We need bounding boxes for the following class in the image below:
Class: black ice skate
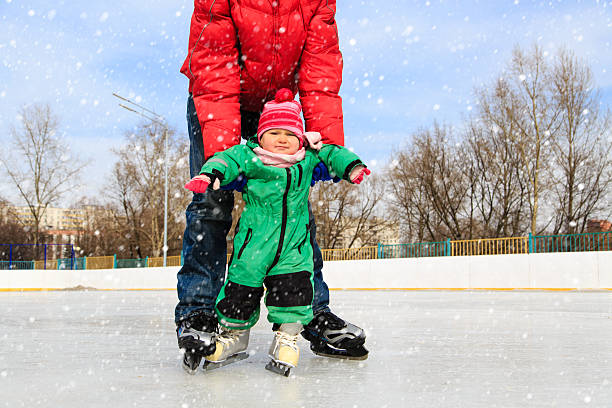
[301,311,369,360]
[176,311,218,374]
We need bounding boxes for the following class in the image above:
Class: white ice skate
[265,323,302,377]
[203,328,250,371]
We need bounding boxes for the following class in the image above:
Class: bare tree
[386,148,435,242]
[470,77,531,237]
[69,201,127,257]
[311,181,355,248]
[0,103,85,246]
[105,121,191,258]
[345,174,388,247]
[0,199,32,260]
[473,46,612,234]
[546,49,612,233]
[506,45,562,234]
[310,174,387,249]
[389,45,611,241]
[386,125,466,241]
[402,125,472,240]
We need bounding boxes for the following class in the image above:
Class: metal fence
[116,258,148,268]
[85,256,115,269]
[0,243,75,270]
[530,231,612,253]
[321,246,378,262]
[2,230,611,270]
[378,241,449,259]
[377,232,611,259]
[57,257,85,270]
[147,256,182,267]
[450,236,529,256]
[0,260,35,270]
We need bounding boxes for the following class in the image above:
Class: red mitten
[350,167,371,184]
[184,175,211,193]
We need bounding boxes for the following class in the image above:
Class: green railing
[378,240,450,259]
[0,260,35,270]
[115,258,148,268]
[57,257,86,270]
[530,231,612,253]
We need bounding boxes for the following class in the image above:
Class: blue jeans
[174,95,330,323]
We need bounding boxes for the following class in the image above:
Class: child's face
[260,128,301,154]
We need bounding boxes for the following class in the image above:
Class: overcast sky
[1,0,611,203]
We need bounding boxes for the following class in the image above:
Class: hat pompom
[274,88,294,103]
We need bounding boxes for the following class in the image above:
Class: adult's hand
[311,162,341,186]
[220,173,247,192]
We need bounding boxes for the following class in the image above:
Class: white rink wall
[1,251,611,290]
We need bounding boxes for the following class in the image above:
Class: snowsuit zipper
[237,228,253,259]
[297,222,310,254]
[268,168,291,271]
[297,164,303,187]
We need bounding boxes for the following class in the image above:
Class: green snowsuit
[198,140,364,330]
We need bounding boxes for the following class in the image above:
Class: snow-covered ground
[1,290,611,407]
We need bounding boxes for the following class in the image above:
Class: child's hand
[349,166,371,184]
[185,174,216,193]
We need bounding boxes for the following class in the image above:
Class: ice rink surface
[1,290,612,408]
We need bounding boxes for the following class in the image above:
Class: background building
[10,206,86,231]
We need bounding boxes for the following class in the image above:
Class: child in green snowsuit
[184,89,370,373]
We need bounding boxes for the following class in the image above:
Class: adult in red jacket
[175,0,368,373]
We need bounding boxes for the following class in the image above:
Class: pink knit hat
[257,89,304,146]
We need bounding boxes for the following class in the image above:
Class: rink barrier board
[1,251,611,291]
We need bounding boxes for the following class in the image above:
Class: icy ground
[1,290,611,408]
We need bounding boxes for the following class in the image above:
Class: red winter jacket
[180,0,344,159]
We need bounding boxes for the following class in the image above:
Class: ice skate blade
[311,344,369,360]
[182,353,203,375]
[182,362,199,375]
[312,350,369,360]
[203,352,248,371]
[265,360,292,377]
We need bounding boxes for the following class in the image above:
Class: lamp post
[112,93,169,267]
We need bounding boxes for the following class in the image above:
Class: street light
[112,92,169,267]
